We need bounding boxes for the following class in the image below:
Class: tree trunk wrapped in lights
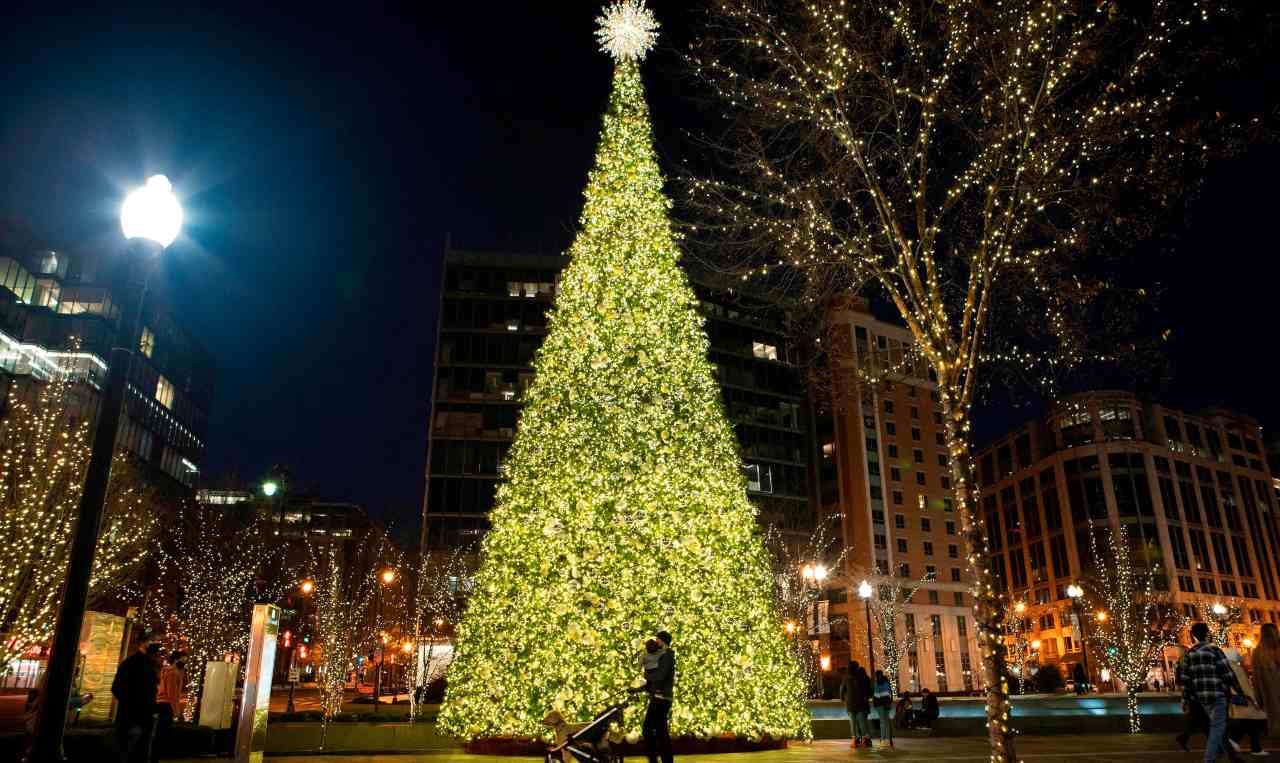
[307,528,402,726]
[438,1,810,742]
[866,572,933,696]
[1084,522,1181,733]
[684,2,1250,758]
[151,507,278,718]
[0,377,157,668]
[408,546,473,721]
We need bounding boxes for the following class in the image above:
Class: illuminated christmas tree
[438,1,809,742]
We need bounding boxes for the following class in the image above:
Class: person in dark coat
[1073,663,1089,695]
[112,635,162,763]
[919,688,940,729]
[839,662,873,747]
[641,630,675,763]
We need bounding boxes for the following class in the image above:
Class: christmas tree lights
[0,377,157,668]
[438,1,810,742]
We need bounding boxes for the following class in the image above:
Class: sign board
[198,661,237,729]
[235,604,280,763]
[77,611,126,722]
[288,667,300,683]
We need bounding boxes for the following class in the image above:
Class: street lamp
[1212,602,1227,617]
[374,567,397,711]
[300,579,315,595]
[262,481,280,497]
[1067,584,1092,692]
[33,174,181,762]
[858,580,875,677]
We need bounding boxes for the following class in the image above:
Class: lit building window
[155,375,175,408]
[140,327,156,358]
[752,341,778,361]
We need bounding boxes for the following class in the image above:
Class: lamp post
[858,580,875,678]
[287,579,315,714]
[32,175,181,762]
[1067,584,1091,692]
[801,562,828,697]
[374,567,396,711]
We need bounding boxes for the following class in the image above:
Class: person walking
[1223,647,1268,757]
[112,635,162,763]
[640,630,675,763]
[153,651,186,763]
[1179,622,1244,763]
[1255,623,1280,741]
[872,670,894,749]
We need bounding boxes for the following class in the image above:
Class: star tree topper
[595,0,658,63]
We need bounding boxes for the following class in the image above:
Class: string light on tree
[685,2,1243,759]
[438,0,809,741]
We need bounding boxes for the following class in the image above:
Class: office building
[0,230,213,491]
[822,297,981,691]
[420,247,820,552]
[977,391,1280,674]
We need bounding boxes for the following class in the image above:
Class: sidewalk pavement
[168,734,1275,762]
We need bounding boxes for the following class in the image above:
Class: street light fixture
[1067,584,1092,692]
[374,568,397,710]
[300,579,315,595]
[1212,602,1227,617]
[858,580,875,677]
[33,174,181,762]
[262,480,280,497]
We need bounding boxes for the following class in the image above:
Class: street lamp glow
[262,481,279,497]
[299,579,314,594]
[402,641,415,654]
[1067,584,1083,599]
[1031,639,1042,651]
[784,620,796,635]
[1212,602,1227,616]
[1243,637,1255,650]
[858,580,873,600]
[381,568,396,585]
[814,564,828,582]
[120,174,183,248]
[1015,601,1027,614]
[819,655,831,672]
[1095,611,1108,622]
[801,564,815,581]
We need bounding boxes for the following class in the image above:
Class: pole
[864,598,875,678]
[1075,601,1091,692]
[31,244,157,762]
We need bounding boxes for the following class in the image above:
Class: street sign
[288,667,300,683]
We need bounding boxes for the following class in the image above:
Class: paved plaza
[169,734,1275,762]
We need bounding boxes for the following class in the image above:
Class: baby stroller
[543,696,630,763]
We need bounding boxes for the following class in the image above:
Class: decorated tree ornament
[438,3,808,742]
[596,0,659,63]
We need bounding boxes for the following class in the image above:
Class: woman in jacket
[839,662,873,748]
[872,670,894,748]
[1224,647,1268,756]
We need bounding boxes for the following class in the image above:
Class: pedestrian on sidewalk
[1254,623,1280,741]
[840,661,872,748]
[1223,647,1268,757]
[1074,662,1089,695]
[112,634,162,763]
[1179,622,1244,763]
[872,670,894,749]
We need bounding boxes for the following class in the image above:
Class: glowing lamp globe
[858,580,873,600]
[120,174,183,248]
[261,480,279,497]
[1212,603,1227,616]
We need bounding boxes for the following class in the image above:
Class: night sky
[1,2,1276,527]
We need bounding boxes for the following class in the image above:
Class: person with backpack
[872,670,894,748]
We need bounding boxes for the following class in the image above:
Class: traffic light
[303,635,310,643]
[282,630,292,648]
[298,645,308,659]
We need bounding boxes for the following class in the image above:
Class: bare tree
[408,546,474,720]
[685,2,1250,756]
[763,516,848,698]
[150,506,278,717]
[1083,522,1182,732]
[306,527,403,731]
[864,572,933,695]
[0,377,158,668]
